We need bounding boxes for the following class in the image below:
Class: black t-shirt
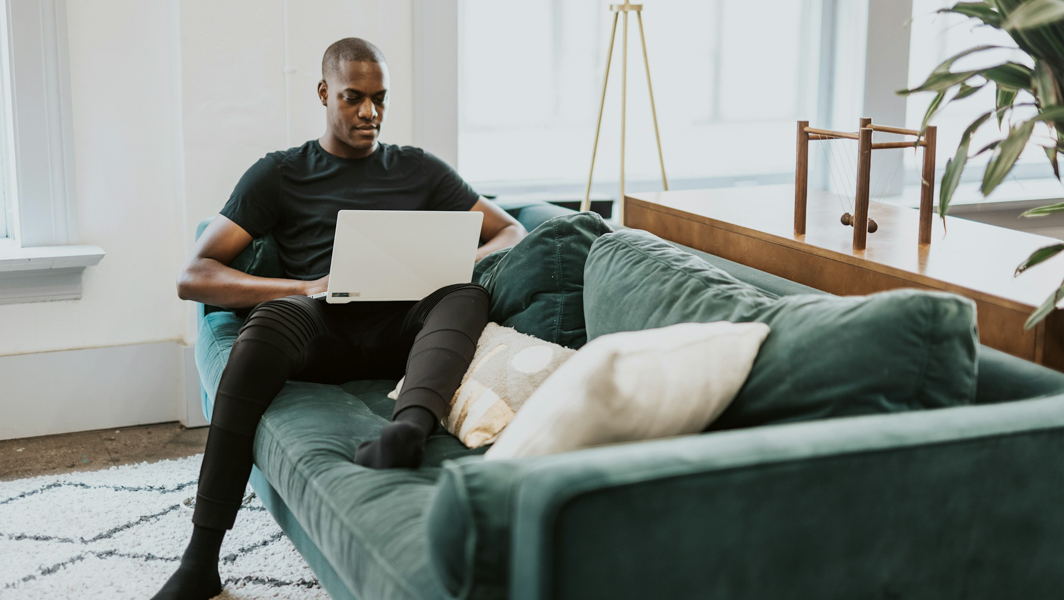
[220,140,480,280]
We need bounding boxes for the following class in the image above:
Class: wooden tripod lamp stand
[794,118,937,251]
[580,1,668,224]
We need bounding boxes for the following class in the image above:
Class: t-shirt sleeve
[219,155,283,237]
[423,151,481,212]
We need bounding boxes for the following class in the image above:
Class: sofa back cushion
[195,217,284,279]
[474,212,612,349]
[583,230,980,430]
[654,238,1064,405]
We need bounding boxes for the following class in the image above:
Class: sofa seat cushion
[248,380,483,600]
[583,230,980,430]
[196,311,484,600]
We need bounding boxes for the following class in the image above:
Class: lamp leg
[636,11,667,191]
[582,12,620,213]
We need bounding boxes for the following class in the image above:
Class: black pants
[192,283,490,531]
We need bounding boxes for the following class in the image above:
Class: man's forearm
[177,257,313,309]
[476,224,526,262]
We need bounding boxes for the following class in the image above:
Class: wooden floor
[0,423,209,482]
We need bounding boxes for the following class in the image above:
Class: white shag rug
[0,454,330,600]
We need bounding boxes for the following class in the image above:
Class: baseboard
[0,340,205,441]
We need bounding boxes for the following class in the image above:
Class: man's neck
[318,134,378,160]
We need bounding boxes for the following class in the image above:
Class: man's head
[318,38,389,158]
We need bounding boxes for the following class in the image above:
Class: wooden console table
[625,185,1064,370]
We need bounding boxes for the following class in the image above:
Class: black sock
[354,406,438,469]
[150,525,225,600]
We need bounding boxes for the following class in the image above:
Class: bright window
[457,0,823,191]
[905,0,1052,180]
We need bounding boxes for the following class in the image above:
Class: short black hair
[322,38,386,79]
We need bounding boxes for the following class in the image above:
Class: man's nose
[357,98,377,121]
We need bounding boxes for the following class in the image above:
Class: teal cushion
[583,230,980,429]
[474,212,613,349]
[493,198,576,232]
[196,307,485,600]
[195,217,283,278]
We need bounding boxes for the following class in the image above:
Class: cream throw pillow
[388,323,575,448]
[484,321,771,460]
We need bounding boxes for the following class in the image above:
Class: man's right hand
[177,215,315,309]
[302,274,330,296]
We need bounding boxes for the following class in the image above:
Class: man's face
[318,60,389,155]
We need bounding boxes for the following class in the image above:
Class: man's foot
[354,406,437,469]
[150,525,225,600]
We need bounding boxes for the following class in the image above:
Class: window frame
[0,0,103,305]
[450,0,1060,207]
[450,0,905,196]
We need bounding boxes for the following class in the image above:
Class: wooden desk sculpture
[794,118,937,251]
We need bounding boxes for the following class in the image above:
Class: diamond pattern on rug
[0,454,329,600]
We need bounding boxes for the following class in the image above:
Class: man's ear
[317,80,328,106]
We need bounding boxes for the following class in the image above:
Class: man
[151,38,526,600]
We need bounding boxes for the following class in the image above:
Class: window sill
[0,242,105,304]
[886,177,1064,214]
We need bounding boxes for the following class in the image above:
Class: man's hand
[470,197,527,261]
[177,215,313,309]
[303,274,330,296]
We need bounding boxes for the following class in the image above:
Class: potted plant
[900,0,1064,328]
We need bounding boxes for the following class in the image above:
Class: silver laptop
[315,210,483,303]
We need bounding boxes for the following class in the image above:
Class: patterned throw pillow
[388,323,575,448]
[485,321,771,460]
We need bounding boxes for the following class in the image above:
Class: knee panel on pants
[237,295,328,367]
[415,284,490,336]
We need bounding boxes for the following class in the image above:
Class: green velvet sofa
[194,199,1064,600]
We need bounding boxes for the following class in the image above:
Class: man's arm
[176,215,327,309]
[470,197,527,261]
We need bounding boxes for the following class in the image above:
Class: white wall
[0,0,185,357]
[0,0,418,439]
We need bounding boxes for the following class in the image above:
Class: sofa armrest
[506,396,1064,600]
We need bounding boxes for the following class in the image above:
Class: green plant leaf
[1033,61,1061,107]
[1033,104,1064,125]
[1046,145,1062,179]
[996,85,1019,125]
[899,45,1004,96]
[955,82,987,100]
[943,2,1003,27]
[1024,281,1064,330]
[899,69,981,96]
[931,44,1006,76]
[1022,200,1064,216]
[983,62,1035,90]
[972,139,1003,157]
[940,112,993,217]
[1015,243,1064,274]
[920,91,946,133]
[981,119,1036,195]
[1002,0,1064,30]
